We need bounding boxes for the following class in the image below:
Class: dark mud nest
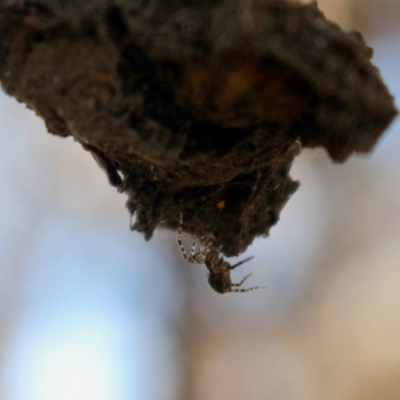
[0,0,397,256]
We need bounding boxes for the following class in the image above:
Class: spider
[177,213,266,294]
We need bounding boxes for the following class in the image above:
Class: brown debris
[0,0,397,256]
[216,200,225,210]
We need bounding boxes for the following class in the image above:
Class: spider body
[178,213,265,294]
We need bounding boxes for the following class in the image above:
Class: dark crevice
[105,6,127,43]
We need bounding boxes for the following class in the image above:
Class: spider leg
[230,273,266,292]
[229,256,254,270]
[178,212,207,264]
[231,272,254,287]
[231,285,266,293]
[178,212,190,262]
[190,241,197,259]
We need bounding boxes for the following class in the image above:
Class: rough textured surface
[0,0,397,256]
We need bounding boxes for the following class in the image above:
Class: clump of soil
[0,0,397,256]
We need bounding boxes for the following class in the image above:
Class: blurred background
[0,1,399,399]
